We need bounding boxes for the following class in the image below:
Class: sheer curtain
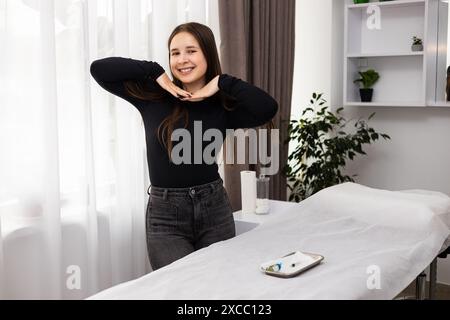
[0,0,219,300]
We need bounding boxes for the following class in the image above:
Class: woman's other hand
[156,73,192,99]
[181,75,220,102]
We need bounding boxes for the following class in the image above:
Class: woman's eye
[172,52,179,56]
[188,50,196,54]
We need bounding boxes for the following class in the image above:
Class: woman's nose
[179,52,189,63]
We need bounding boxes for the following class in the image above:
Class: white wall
[291,0,332,119]
[292,0,450,285]
[288,0,333,197]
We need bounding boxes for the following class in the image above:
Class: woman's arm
[182,74,278,128]
[218,74,279,129]
[90,57,190,105]
[90,57,164,104]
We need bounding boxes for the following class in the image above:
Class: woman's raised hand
[156,73,192,99]
[181,75,220,102]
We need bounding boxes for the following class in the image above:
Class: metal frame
[413,244,449,300]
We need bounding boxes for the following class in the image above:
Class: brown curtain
[219,0,295,211]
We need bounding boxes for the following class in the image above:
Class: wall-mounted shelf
[427,101,450,107]
[346,52,424,58]
[345,101,425,107]
[343,0,444,108]
[347,0,426,10]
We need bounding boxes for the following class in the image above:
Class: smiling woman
[169,32,208,93]
[90,22,278,270]
[125,22,234,159]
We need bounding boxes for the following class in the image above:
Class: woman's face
[169,32,208,87]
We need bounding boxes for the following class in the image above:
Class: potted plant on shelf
[284,93,391,202]
[411,36,423,52]
[353,0,369,3]
[353,69,380,103]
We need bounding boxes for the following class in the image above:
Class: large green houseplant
[284,93,391,202]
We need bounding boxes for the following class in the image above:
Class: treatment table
[88,183,450,300]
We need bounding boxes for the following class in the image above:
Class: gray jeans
[145,178,236,270]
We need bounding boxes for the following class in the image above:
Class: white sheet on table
[88,183,450,300]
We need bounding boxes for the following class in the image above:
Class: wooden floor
[396,281,450,300]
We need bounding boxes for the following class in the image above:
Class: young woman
[90,22,278,270]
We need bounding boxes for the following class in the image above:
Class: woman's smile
[179,67,195,74]
[178,66,196,76]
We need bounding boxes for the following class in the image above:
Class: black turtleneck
[90,57,278,188]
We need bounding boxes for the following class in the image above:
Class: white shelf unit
[345,101,425,107]
[343,0,441,107]
[427,101,450,107]
[435,0,449,104]
[346,52,424,58]
[347,0,426,9]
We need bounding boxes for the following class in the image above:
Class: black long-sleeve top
[90,57,278,188]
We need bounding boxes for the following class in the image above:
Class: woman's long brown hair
[123,22,273,160]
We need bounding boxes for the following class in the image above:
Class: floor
[396,281,450,300]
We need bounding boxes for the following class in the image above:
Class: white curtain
[0,0,220,300]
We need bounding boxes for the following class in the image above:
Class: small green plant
[354,69,380,89]
[284,93,391,202]
[412,36,423,45]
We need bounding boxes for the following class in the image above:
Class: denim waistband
[147,178,224,199]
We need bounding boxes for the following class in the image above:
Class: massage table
[88,183,450,300]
